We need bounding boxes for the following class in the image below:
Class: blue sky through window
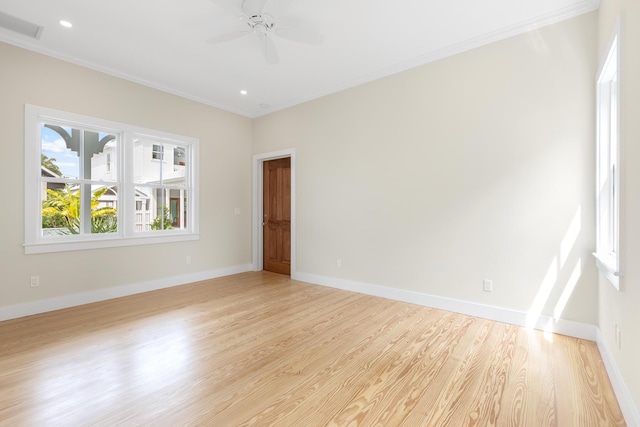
[41,126,115,179]
[41,125,79,179]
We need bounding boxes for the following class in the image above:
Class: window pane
[41,125,117,181]
[152,144,164,160]
[133,186,151,232]
[168,145,188,187]
[91,185,118,234]
[169,189,188,229]
[90,134,118,182]
[135,138,163,185]
[134,138,186,186]
[41,124,79,179]
[134,187,178,231]
[152,189,171,231]
[41,184,80,236]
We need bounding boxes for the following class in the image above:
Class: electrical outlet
[30,276,40,287]
[337,259,342,268]
[483,279,492,292]
[616,324,621,349]
[186,256,192,265]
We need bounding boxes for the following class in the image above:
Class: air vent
[0,11,43,39]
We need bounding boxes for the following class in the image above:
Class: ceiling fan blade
[260,35,279,65]
[274,26,324,45]
[207,30,251,44]
[242,0,269,16]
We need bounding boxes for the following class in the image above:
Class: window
[25,105,199,254]
[594,25,621,290]
[152,144,164,160]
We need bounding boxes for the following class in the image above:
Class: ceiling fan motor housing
[243,13,275,35]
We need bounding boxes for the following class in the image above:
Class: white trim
[593,252,622,288]
[252,149,296,274]
[597,329,640,427]
[0,264,252,322]
[24,233,200,254]
[293,271,597,341]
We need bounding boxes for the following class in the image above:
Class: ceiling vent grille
[0,11,43,39]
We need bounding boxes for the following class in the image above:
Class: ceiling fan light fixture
[208,0,324,65]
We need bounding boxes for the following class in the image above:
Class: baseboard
[0,264,253,322]
[292,271,597,341]
[597,329,640,427]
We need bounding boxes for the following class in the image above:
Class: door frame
[252,148,296,274]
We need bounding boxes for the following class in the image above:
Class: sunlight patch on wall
[526,206,582,332]
[553,259,582,320]
[526,257,558,329]
[560,207,581,268]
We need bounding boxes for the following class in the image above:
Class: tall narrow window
[595,26,621,290]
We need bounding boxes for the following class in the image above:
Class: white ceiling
[0,0,597,118]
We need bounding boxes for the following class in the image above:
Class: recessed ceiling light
[240,90,248,95]
[59,20,73,28]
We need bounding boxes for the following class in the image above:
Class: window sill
[593,252,622,290]
[24,233,200,254]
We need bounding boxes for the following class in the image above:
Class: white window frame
[594,22,622,290]
[24,104,200,254]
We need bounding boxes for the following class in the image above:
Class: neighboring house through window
[25,105,199,254]
[152,144,164,160]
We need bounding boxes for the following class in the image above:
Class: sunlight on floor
[31,316,193,424]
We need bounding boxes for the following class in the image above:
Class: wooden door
[263,158,291,275]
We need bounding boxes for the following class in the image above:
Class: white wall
[0,42,253,313]
[254,13,598,325]
[598,0,640,416]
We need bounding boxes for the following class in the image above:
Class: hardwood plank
[0,272,626,426]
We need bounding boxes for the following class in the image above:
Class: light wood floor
[0,272,625,426]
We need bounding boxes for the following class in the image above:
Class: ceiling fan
[208,0,324,64]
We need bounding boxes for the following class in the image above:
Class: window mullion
[78,130,91,235]
[122,131,133,237]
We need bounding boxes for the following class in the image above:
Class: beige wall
[0,42,253,308]
[598,0,640,412]
[254,13,599,324]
